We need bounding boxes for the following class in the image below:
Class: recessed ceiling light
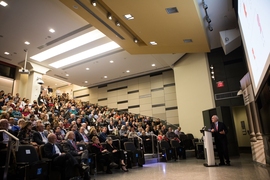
[0,1,8,7]
[84,81,88,83]
[150,41,157,45]
[107,14,112,20]
[110,60,114,63]
[91,0,97,6]
[49,41,120,68]
[31,29,106,62]
[152,64,156,67]
[55,84,57,85]
[49,28,55,33]
[134,38,138,43]
[66,74,69,76]
[86,68,90,70]
[4,52,9,55]
[73,5,78,9]
[126,70,130,73]
[124,14,134,20]
[24,41,30,45]
[104,76,107,78]
[115,22,120,27]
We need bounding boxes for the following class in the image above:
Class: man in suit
[63,131,89,166]
[43,133,79,179]
[78,127,90,144]
[211,115,230,166]
[99,127,108,142]
[32,124,48,145]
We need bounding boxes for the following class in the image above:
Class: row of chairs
[159,140,186,162]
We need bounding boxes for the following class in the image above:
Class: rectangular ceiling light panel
[49,41,120,68]
[30,29,106,62]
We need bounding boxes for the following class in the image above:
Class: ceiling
[0,0,237,89]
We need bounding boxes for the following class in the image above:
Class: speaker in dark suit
[211,115,230,166]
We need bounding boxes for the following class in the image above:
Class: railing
[0,130,19,180]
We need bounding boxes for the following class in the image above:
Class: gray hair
[212,115,219,120]
[65,131,74,140]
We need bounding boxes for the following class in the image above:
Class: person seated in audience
[32,124,48,145]
[152,125,159,136]
[108,120,116,134]
[119,125,128,138]
[63,131,89,166]
[78,126,90,144]
[17,121,37,145]
[11,106,22,119]
[0,119,11,149]
[141,131,152,153]
[105,137,128,172]
[8,117,19,136]
[43,133,80,179]
[157,131,169,142]
[91,136,118,174]
[99,126,108,143]
[54,126,65,143]
[166,127,180,141]
[89,127,98,140]
[174,127,182,136]
[17,119,26,130]
[44,123,53,137]
[58,121,67,136]
[81,123,89,135]
[69,124,81,142]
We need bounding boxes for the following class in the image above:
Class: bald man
[211,115,230,166]
[43,133,78,179]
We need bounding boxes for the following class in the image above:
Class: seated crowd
[0,89,186,179]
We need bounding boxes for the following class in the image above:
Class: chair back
[101,142,106,149]
[186,133,194,140]
[160,140,170,149]
[77,143,87,151]
[124,142,136,151]
[16,145,39,163]
[179,134,188,141]
[39,144,46,159]
[170,140,180,148]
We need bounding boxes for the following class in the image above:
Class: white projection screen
[238,0,270,96]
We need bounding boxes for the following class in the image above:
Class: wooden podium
[203,130,217,167]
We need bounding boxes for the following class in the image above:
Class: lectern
[202,130,216,167]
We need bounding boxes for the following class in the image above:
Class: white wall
[173,53,215,138]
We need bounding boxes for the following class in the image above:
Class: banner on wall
[240,73,255,105]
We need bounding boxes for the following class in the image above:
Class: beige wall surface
[173,53,215,138]
[0,75,13,95]
[232,106,251,147]
[88,70,179,124]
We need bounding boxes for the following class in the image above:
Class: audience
[0,89,190,179]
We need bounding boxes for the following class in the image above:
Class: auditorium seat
[16,145,48,180]
[124,142,144,168]
[159,140,176,162]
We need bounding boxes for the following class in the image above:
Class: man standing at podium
[211,115,230,166]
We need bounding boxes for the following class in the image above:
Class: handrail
[0,130,20,180]
[0,130,19,151]
[150,133,159,161]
